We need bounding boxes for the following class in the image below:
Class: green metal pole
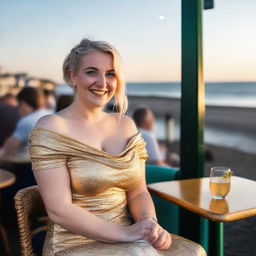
[179,0,205,244]
[209,221,224,256]
[217,222,224,256]
[180,0,205,179]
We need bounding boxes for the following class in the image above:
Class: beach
[127,95,256,134]
[127,95,256,154]
[128,95,256,255]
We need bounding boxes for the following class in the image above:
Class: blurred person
[133,107,179,167]
[29,39,174,255]
[0,93,20,147]
[133,107,167,166]
[0,93,18,106]
[55,94,73,112]
[43,89,56,110]
[2,87,52,156]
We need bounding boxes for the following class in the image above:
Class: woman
[30,39,182,256]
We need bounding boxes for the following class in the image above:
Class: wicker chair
[14,186,206,256]
[14,185,49,256]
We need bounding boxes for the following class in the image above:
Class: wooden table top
[147,176,256,222]
[0,169,16,189]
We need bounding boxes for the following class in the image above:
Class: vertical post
[179,0,205,243]
[165,114,174,144]
[180,0,205,179]
[209,221,224,256]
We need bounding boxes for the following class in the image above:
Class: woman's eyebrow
[84,67,98,71]
[84,67,115,72]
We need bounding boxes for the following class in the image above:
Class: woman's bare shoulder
[110,113,138,137]
[35,113,66,132]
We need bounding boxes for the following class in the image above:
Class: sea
[57,82,256,154]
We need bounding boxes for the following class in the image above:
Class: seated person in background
[2,87,52,156]
[0,93,20,147]
[43,89,56,110]
[55,94,73,112]
[133,107,179,167]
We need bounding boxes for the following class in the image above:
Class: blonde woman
[29,39,201,256]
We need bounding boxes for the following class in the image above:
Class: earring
[73,83,76,88]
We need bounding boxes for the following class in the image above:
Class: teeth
[91,90,108,95]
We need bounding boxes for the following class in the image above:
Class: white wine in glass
[209,167,232,199]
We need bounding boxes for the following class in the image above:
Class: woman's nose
[96,74,107,87]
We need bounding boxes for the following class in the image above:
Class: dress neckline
[32,127,141,157]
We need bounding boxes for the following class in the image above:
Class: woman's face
[71,51,117,109]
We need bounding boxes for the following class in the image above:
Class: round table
[0,169,16,189]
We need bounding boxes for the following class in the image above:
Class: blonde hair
[63,38,128,114]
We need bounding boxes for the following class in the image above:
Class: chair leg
[0,224,11,254]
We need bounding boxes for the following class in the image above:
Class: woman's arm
[126,160,157,222]
[114,114,172,248]
[126,160,172,250]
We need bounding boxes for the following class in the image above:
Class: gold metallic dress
[29,128,205,256]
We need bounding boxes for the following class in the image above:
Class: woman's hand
[122,217,172,250]
[121,218,155,242]
[139,217,172,250]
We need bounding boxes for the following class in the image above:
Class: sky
[0,0,255,83]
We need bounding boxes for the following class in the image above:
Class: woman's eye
[106,72,115,77]
[86,70,96,75]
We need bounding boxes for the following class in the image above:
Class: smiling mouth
[89,89,109,96]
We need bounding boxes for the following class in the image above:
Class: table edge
[148,186,256,222]
[0,171,16,189]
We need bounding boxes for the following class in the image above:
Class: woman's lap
[54,234,206,256]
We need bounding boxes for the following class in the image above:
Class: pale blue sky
[0,0,255,83]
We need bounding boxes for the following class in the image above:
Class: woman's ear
[70,71,77,86]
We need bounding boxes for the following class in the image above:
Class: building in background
[0,66,57,96]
